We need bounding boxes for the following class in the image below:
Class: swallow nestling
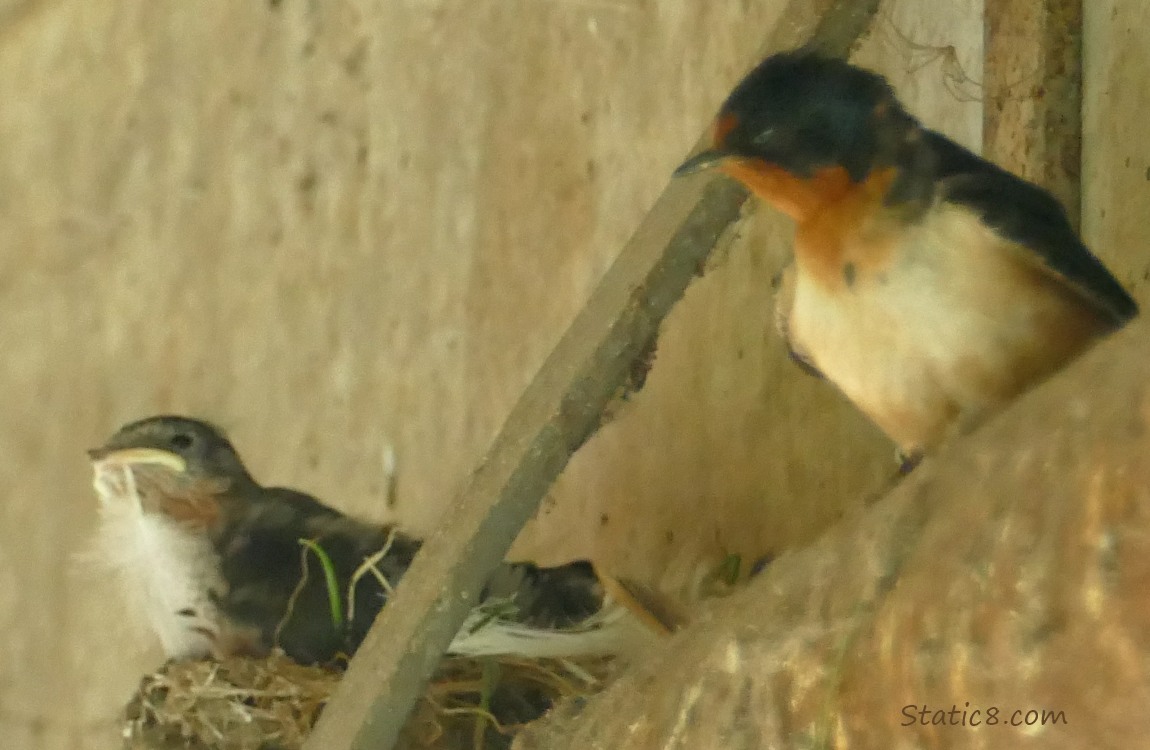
[86,415,650,666]
[676,51,1138,462]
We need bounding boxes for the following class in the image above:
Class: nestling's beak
[87,446,188,474]
[673,147,736,177]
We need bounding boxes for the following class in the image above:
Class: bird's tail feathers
[447,597,655,659]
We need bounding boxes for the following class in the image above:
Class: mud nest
[121,651,616,750]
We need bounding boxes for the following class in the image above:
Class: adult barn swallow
[676,51,1138,461]
[87,415,647,666]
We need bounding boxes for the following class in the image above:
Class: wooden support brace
[304,1,880,748]
[985,0,1084,224]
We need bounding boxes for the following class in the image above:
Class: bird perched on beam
[675,51,1138,465]
[85,415,656,666]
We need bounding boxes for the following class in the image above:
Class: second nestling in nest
[84,415,674,749]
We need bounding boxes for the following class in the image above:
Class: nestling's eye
[169,433,194,451]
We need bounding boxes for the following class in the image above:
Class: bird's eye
[169,433,194,451]
[752,127,776,145]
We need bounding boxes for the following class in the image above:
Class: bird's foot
[896,448,923,475]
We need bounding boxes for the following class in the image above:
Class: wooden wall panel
[4,0,1145,746]
[1083,0,1150,296]
[519,0,986,592]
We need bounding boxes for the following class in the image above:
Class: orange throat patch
[721,161,902,290]
[719,160,854,223]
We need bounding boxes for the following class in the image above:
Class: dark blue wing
[923,129,1137,324]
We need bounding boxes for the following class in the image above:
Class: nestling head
[88,415,253,486]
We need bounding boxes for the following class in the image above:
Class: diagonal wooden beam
[304,2,880,748]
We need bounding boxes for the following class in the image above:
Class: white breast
[787,203,1099,452]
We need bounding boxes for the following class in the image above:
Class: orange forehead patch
[713,112,739,146]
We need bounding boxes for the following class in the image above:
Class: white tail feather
[447,602,647,658]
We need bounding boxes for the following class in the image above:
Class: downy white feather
[82,463,223,659]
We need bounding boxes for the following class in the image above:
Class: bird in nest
[85,415,671,667]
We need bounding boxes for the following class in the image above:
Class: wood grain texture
[518,0,992,596]
[304,3,885,749]
[984,0,1083,226]
[514,307,1150,750]
[305,173,752,750]
[0,0,1143,747]
[1082,0,1150,293]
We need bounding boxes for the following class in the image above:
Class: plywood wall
[1083,0,1150,287]
[524,0,987,591]
[0,0,1144,748]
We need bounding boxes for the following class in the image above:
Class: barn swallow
[675,51,1138,463]
[86,415,649,666]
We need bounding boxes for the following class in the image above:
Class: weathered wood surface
[1081,0,1150,292]
[511,3,1150,745]
[1,1,1145,748]
[303,175,749,750]
[985,0,1083,225]
[304,2,883,748]
[513,313,1150,750]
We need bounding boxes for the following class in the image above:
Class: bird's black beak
[673,147,735,177]
[87,446,109,460]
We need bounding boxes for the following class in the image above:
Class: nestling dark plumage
[676,50,1137,462]
[87,416,633,667]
